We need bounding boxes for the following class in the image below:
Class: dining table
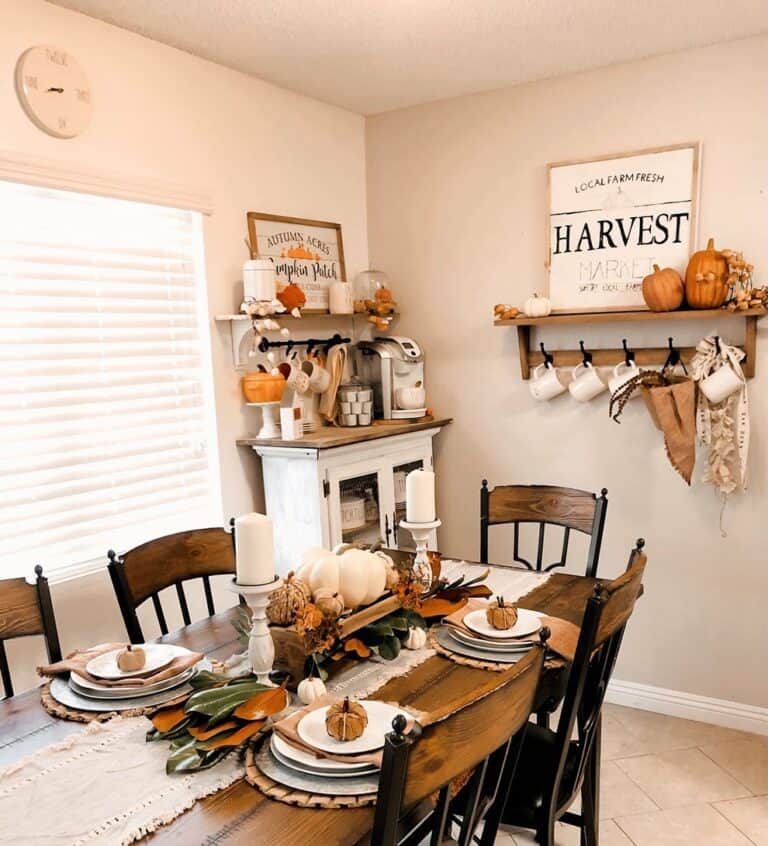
[0,560,604,846]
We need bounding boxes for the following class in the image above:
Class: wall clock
[15,46,91,139]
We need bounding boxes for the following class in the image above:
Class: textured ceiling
[48,0,768,114]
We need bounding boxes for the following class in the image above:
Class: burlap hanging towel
[645,379,696,484]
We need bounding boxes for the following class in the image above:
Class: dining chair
[498,539,647,846]
[479,481,608,578]
[370,632,548,846]
[0,565,62,698]
[108,526,235,643]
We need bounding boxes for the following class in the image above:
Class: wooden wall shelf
[494,308,765,379]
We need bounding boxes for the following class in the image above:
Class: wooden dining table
[0,565,602,846]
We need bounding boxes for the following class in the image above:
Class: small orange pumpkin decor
[277,282,306,312]
[685,238,730,309]
[641,264,684,312]
[325,697,368,742]
[486,596,518,631]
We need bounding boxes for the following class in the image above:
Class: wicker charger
[40,680,189,724]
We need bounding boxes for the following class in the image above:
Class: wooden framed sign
[247,213,346,312]
[547,143,699,312]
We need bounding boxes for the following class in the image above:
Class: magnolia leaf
[188,670,232,690]
[404,609,428,629]
[188,719,240,741]
[166,739,203,775]
[343,638,373,658]
[196,748,233,771]
[419,596,468,618]
[233,685,288,721]
[200,720,266,749]
[185,681,270,717]
[378,635,401,661]
[383,614,410,632]
[366,622,395,638]
[150,706,188,734]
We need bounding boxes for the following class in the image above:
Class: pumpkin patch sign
[547,144,699,312]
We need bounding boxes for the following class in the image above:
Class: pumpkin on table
[117,644,146,671]
[266,571,311,625]
[325,697,368,742]
[296,548,386,609]
[523,294,552,318]
[486,596,518,631]
[642,264,684,312]
[685,238,730,309]
[297,675,327,705]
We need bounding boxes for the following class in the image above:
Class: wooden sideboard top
[237,416,452,450]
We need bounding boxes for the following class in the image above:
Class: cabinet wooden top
[237,416,452,450]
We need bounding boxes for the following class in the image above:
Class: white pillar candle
[406,469,436,523]
[235,513,275,585]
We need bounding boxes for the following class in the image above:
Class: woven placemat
[244,738,376,809]
[40,681,189,724]
[427,629,512,672]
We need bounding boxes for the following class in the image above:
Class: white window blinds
[0,181,221,581]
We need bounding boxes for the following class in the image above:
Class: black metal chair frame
[0,565,62,698]
[480,481,608,578]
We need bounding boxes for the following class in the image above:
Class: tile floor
[493,704,768,845]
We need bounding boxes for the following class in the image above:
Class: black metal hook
[579,340,593,366]
[622,338,635,366]
[714,335,721,355]
[539,341,554,368]
[663,337,688,374]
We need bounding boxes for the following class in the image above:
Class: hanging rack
[622,338,635,366]
[578,340,593,366]
[257,333,351,354]
[539,341,554,368]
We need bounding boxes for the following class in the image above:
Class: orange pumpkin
[685,238,729,309]
[277,282,306,312]
[642,265,684,312]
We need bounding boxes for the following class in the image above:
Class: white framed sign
[247,212,346,312]
[547,143,699,312]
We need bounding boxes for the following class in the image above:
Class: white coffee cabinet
[238,418,450,575]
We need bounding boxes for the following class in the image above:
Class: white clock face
[15,46,91,139]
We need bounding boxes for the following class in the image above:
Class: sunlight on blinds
[0,181,222,581]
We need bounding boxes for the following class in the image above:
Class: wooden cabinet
[238,419,450,575]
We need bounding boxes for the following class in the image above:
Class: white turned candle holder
[228,576,282,685]
[399,518,441,592]
[246,401,281,439]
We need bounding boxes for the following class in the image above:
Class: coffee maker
[356,336,426,420]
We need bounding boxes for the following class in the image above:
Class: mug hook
[579,340,593,366]
[622,338,635,365]
[539,341,554,368]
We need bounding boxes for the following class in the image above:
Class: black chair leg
[536,710,550,729]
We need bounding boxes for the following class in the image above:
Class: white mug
[278,361,310,394]
[301,359,331,393]
[609,360,642,397]
[569,362,607,402]
[529,363,567,401]
[699,365,743,404]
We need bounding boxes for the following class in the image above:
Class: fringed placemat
[40,681,189,723]
[427,629,511,672]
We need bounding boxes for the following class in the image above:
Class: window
[0,180,221,581]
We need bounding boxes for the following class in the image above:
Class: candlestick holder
[228,576,283,685]
[399,519,441,592]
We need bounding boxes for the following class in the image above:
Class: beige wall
[1,0,368,690]
[367,35,768,708]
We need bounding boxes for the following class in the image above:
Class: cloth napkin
[272,695,414,768]
[443,599,579,662]
[37,643,203,688]
[643,380,696,485]
[319,343,348,423]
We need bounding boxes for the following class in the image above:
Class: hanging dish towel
[644,379,696,484]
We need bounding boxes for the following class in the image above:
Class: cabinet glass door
[391,458,426,551]
[327,466,386,549]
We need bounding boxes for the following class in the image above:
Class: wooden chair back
[480,481,608,577]
[371,636,547,846]
[546,540,647,825]
[108,527,235,643]
[0,566,62,698]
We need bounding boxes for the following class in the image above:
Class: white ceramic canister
[243,258,277,302]
[329,280,354,315]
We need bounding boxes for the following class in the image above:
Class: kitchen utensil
[608,360,641,397]
[569,362,608,402]
[301,359,331,394]
[356,337,425,420]
[699,364,743,404]
[529,363,567,401]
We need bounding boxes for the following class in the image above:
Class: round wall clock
[15,46,92,139]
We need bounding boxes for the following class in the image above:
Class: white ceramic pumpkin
[523,294,551,318]
[374,550,399,590]
[295,548,386,609]
[404,627,427,650]
[297,676,327,705]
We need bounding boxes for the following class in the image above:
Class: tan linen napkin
[644,380,696,484]
[444,599,579,662]
[272,695,415,768]
[37,642,204,688]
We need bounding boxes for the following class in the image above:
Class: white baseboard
[606,679,768,737]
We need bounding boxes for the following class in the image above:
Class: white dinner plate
[463,608,542,640]
[86,643,185,680]
[297,700,409,755]
[448,627,534,653]
[434,626,526,665]
[271,733,377,774]
[270,736,378,779]
[69,666,195,700]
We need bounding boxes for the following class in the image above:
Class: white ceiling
[48,0,768,115]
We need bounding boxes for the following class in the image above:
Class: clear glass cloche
[353,268,391,302]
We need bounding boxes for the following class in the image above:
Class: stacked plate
[436,608,543,664]
[257,700,409,796]
[50,644,203,712]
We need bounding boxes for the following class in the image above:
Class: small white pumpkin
[314,588,345,617]
[296,547,384,609]
[297,676,327,705]
[523,294,552,318]
[374,551,400,590]
[404,627,427,650]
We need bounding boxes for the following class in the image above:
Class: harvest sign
[547,144,699,311]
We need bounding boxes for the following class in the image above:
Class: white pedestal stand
[247,402,281,439]
[399,519,441,592]
[227,577,282,685]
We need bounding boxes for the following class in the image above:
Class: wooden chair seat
[108,527,235,643]
[0,565,61,698]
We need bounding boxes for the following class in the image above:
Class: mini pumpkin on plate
[325,696,368,742]
[486,596,518,631]
[116,644,146,672]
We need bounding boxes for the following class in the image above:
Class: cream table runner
[0,566,550,845]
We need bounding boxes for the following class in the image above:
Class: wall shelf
[494,308,766,379]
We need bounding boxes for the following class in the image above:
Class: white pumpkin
[297,676,327,705]
[523,294,551,318]
[295,547,332,582]
[374,550,400,590]
[405,627,427,650]
[296,548,385,609]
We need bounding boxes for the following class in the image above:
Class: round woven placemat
[244,739,376,809]
[40,681,189,724]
